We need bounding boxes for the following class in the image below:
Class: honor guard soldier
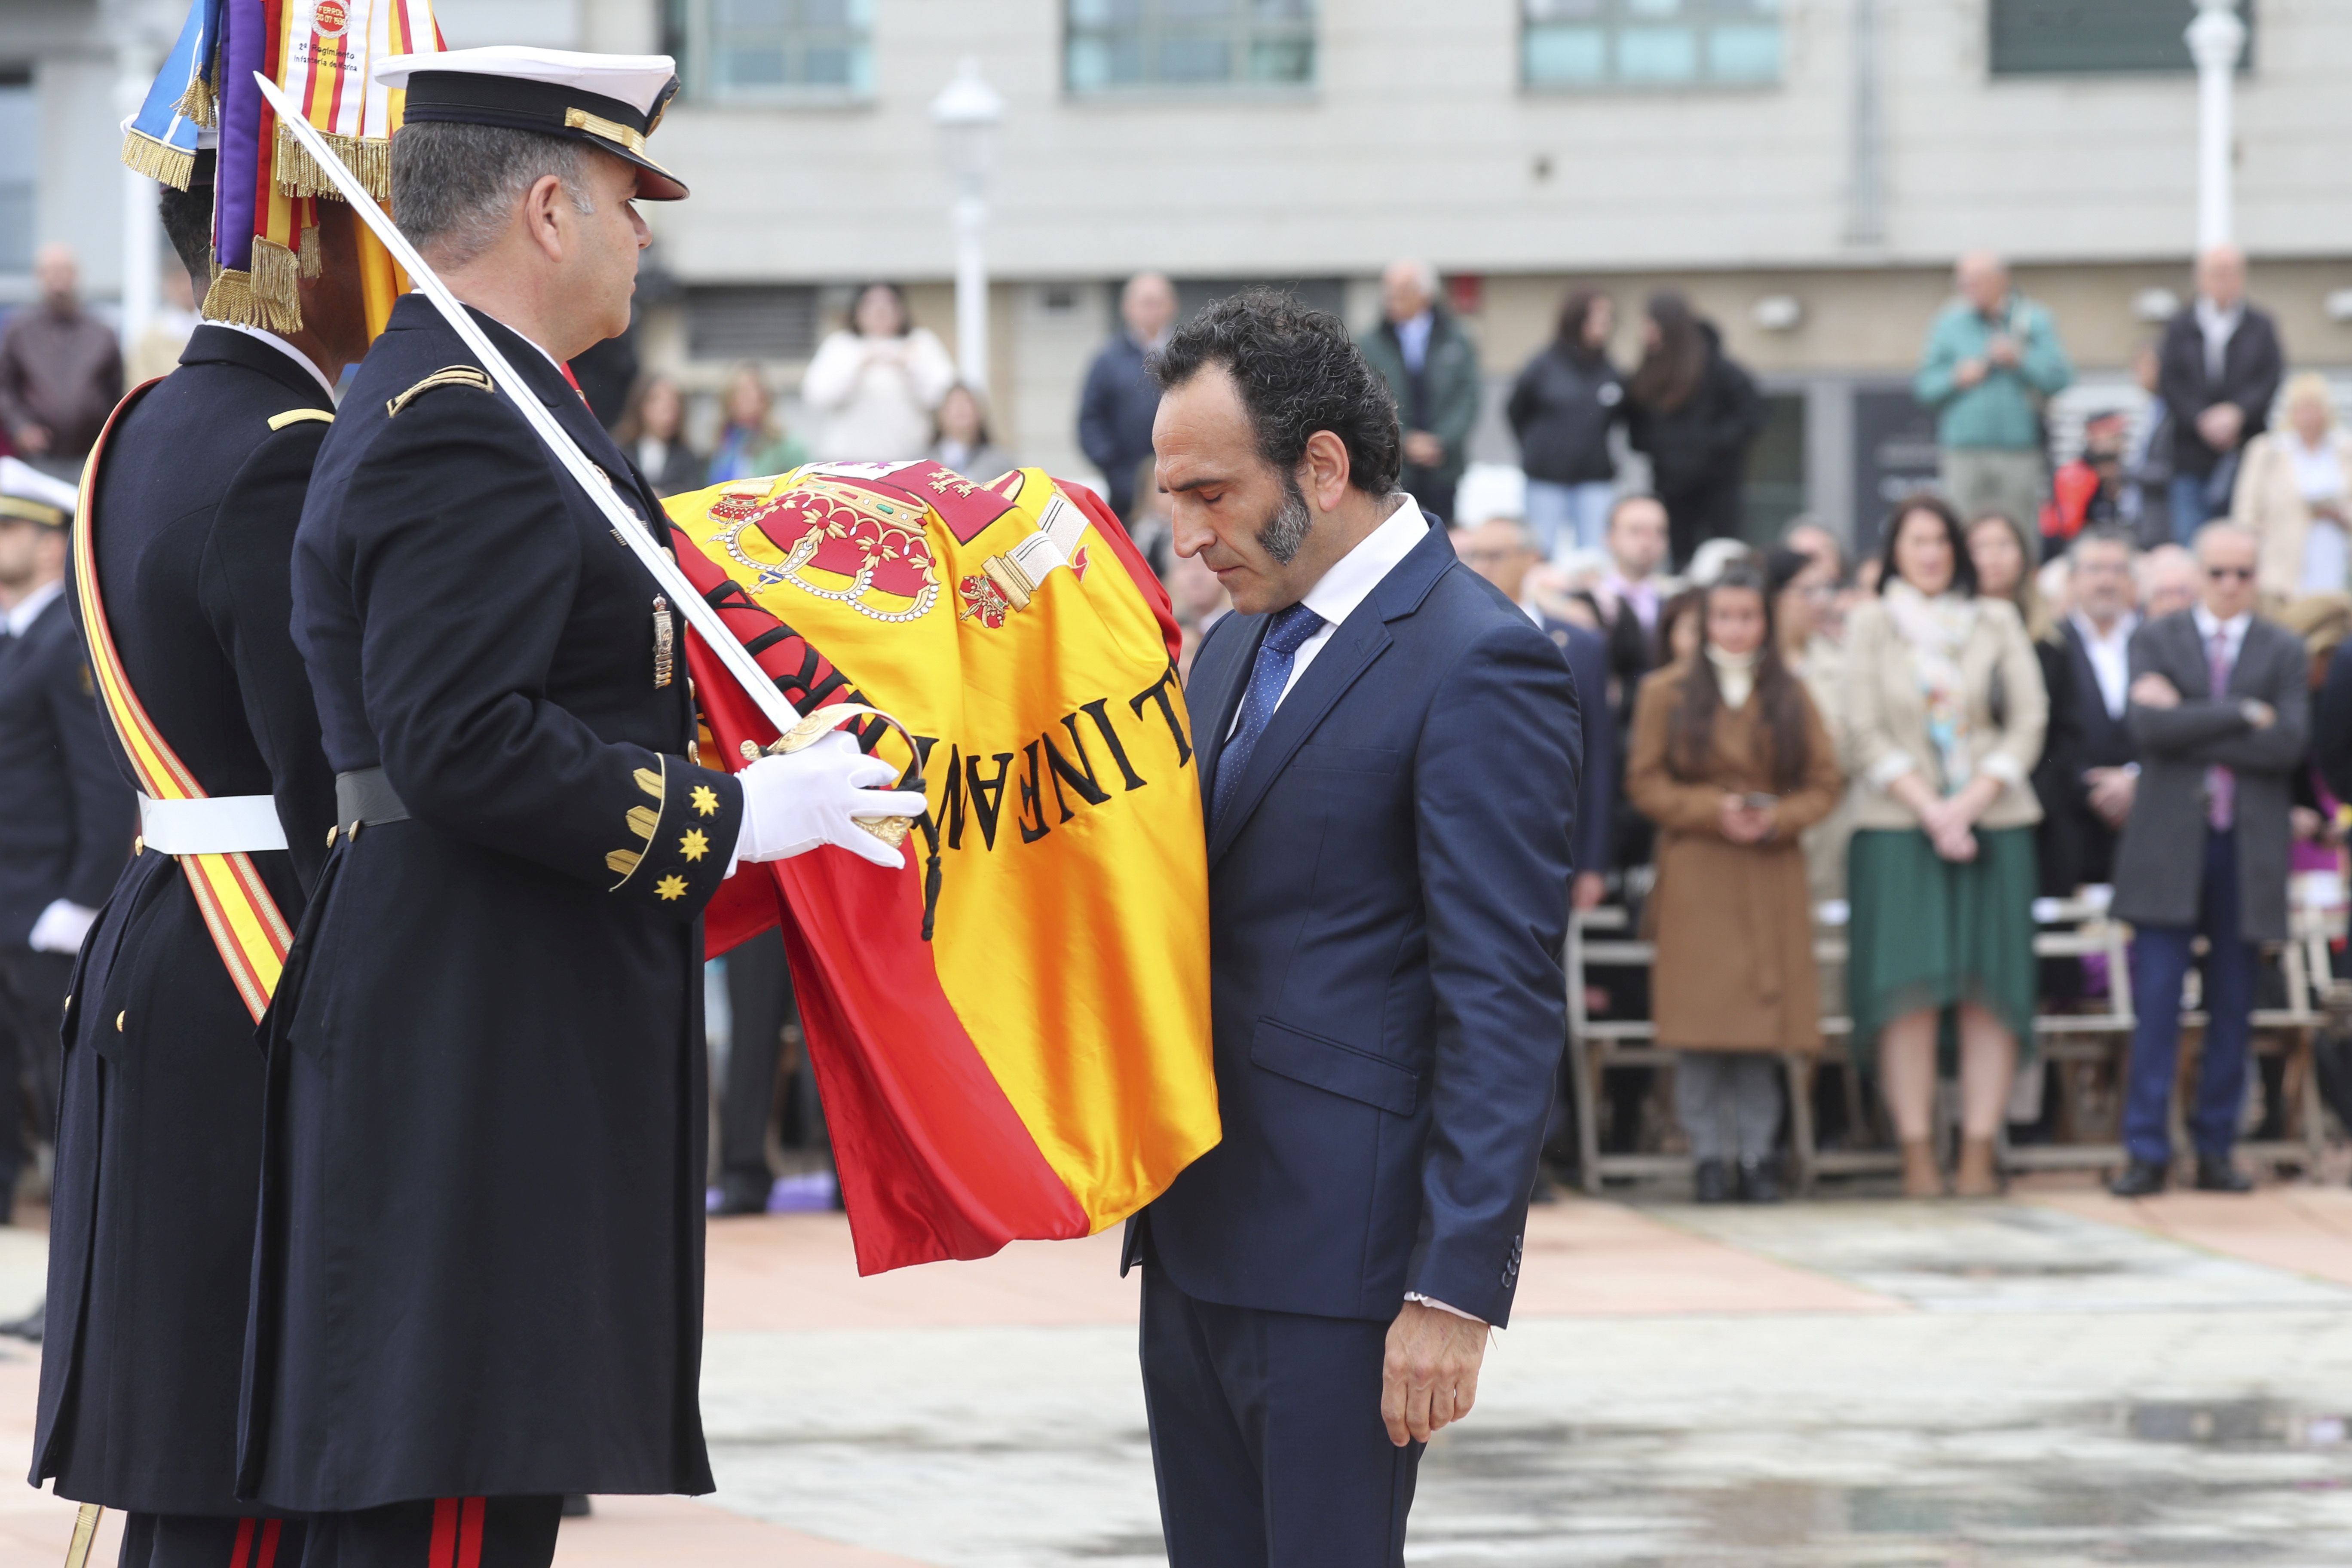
[239,48,921,1568]
[29,125,373,1565]
[0,458,129,1226]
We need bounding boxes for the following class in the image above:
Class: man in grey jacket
[2110,522,2306,1196]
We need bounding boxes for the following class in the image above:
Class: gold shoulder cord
[267,408,334,431]
[386,366,495,419]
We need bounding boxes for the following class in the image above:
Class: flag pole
[249,71,804,738]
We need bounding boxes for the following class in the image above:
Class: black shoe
[708,1174,772,1217]
[2195,1157,2255,1193]
[1693,1159,1730,1204]
[1738,1158,1782,1204]
[2109,1159,2167,1198]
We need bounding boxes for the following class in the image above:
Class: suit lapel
[1205,600,1392,866]
[1188,615,1260,818]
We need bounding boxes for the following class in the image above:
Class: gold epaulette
[267,408,335,431]
[387,366,495,419]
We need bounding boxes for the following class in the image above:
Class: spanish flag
[669,462,1218,1274]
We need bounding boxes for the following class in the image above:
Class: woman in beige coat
[1627,564,1844,1203]
[1844,495,2046,1198]
[2231,372,2352,602]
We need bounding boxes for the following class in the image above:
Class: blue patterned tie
[1212,602,1325,829]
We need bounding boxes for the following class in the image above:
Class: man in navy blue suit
[1126,291,1580,1565]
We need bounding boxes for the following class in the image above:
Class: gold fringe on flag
[249,236,306,332]
[298,222,321,279]
[274,124,390,200]
[120,128,196,190]
[174,68,215,129]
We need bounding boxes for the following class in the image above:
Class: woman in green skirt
[1844,495,2047,1197]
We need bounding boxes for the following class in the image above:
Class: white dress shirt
[2069,608,2138,721]
[1394,312,1434,376]
[1228,496,1430,738]
[2195,296,2243,385]
[216,321,338,400]
[3,577,64,638]
[2192,601,2251,674]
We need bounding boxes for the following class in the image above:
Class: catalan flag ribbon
[669,464,1219,1274]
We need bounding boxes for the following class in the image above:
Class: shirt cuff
[1866,752,1917,790]
[1405,1292,1486,1326]
[1980,752,2025,787]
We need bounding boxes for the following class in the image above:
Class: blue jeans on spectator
[1525,479,1617,561]
[2169,454,2241,545]
[2122,829,2257,1165]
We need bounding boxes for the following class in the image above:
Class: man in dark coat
[1078,272,1177,519]
[2158,244,2285,540]
[2047,528,2141,891]
[2110,522,2306,1197]
[28,146,368,1568]
[1130,291,1577,1565]
[243,48,921,1567]
[0,459,131,1222]
[1357,260,1482,527]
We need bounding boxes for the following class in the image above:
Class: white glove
[729,730,928,872]
[27,899,96,956]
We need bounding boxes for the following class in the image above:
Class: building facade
[6,0,2348,539]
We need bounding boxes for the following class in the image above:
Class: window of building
[0,73,32,275]
[671,0,875,102]
[1066,0,1317,95]
[1990,0,2253,77]
[1522,0,1782,91]
[685,285,821,361]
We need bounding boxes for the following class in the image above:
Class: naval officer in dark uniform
[29,138,371,1567]
[240,48,921,1568]
[0,457,128,1223]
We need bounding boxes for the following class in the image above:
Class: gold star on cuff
[680,829,709,862]
[655,874,688,901]
[690,784,720,817]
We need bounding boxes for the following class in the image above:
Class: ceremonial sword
[251,71,807,736]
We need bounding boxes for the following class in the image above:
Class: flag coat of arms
[668,462,1219,1274]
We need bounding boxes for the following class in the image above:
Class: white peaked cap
[0,457,80,525]
[373,46,678,117]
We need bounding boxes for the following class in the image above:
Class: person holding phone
[1625,564,1843,1202]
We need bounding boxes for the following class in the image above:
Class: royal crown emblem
[717,477,940,625]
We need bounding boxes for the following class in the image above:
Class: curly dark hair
[1149,288,1402,499]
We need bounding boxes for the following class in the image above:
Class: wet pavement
[5,1189,2352,1565]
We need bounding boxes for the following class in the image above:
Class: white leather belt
[137,793,289,855]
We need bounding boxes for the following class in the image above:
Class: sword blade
[249,72,802,737]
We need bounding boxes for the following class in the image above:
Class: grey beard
[1256,474,1313,566]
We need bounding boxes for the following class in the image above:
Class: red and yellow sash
[73,383,295,1022]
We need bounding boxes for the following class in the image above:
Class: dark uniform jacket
[241,297,746,1511]
[0,587,130,946]
[1130,525,1577,1328]
[33,327,335,1515]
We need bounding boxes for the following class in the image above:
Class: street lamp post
[928,58,1005,396]
[2187,0,2247,251]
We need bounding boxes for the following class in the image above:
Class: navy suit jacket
[0,590,133,946]
[1132,521,1579,1328]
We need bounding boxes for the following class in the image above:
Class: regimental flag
[178,0,437,334]
[119,0,220,188]
[668,463,1219,1274]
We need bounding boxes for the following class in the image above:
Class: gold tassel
[174,69,215,129]
[120,129,196,190]
[248,236,306,334]
[273,123,390,200]
[298,222,321,279]
[200,268,259,328]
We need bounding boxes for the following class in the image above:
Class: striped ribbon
[72,384,294,1023]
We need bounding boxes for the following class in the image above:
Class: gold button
[115,1011,125,1032]
[326,824,338,847]
[350,819,362,839]
[133,835,144,855]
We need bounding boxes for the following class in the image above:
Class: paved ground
[2,1184,2350,1565]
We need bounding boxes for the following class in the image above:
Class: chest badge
[652,595,675,688]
